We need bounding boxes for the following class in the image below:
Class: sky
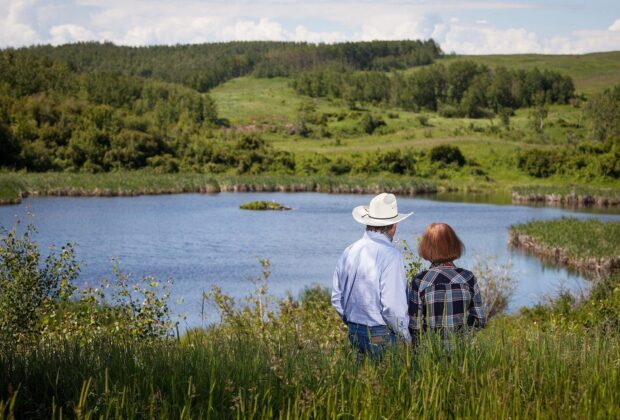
[1,0,619,54]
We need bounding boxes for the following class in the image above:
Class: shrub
[416,114,430,126]
[375,149,416,175]
[0,222,176,347]
[360,114,386,134]
[472,258,516,319]
[437,104,462,118]
[0,222,79,344]
[429,145,465,166]
[328,157,352,175]
[517,149,564,178]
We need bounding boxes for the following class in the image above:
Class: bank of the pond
[2,173,620,213]
[509,218,620,277]
[512,185,620,208]
[0,172,439,205]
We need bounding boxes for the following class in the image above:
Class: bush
[517,149,564,178]
[360,114,386,134]
[375,149,416,175]
[429,145,465,166]
[0,222,176,347]
[0,222,79,344]
[328,157,352,175]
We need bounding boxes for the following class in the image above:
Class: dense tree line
[517,83,620,180]
[292,61,575,117]
[0,50,219,172]
[18,40,442,92]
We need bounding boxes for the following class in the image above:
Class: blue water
[1,193,618,328]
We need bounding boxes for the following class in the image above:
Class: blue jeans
[347,322,397,360]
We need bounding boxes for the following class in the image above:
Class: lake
[1,192,619,328]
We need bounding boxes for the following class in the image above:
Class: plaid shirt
[408,265,486,344]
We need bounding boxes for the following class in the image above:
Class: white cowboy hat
[352,193,413,226]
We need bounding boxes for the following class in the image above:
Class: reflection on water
[432,192,620,215]
[1,192,618,328]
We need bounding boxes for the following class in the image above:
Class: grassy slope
[210,70,620,193]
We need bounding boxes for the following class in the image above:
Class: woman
[408,223,486,346]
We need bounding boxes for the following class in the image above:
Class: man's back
[331,231,410,339]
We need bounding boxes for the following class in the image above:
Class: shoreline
[512,192,620,207]
[508,230,620,278]
[2,173,619,211]
[0,177,439,206]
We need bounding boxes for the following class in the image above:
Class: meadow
[1,218,619,418]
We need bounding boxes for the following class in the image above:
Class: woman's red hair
[418,223,464,263]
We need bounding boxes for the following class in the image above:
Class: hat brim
[352,205,413,226]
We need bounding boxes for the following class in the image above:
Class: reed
[1,284,619,419]
[512,185,620,207]
[509,218,620,277]
[0,172,437,205]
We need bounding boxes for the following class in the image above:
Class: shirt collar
[364,230,394,246]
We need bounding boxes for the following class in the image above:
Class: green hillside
[1,43,619,202]
[432,52,620,95]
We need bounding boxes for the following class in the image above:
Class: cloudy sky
[1,0,619,54]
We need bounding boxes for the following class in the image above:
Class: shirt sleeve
[379,251,411,342]
[467,275,486,328]
[408,274,424,343]
[331,253,346,322]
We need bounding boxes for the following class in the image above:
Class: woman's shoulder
[454,267,474,277]
[410,269,429,282]
[453,267,477,286]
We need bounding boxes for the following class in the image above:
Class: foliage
[471,257,516,319]
[585,84,620,143]
[0,222,176,348]
[1,255,619,417]
[429,144,466,166]
[239,200,291,211]
[293,61,574,116]
[0,222,79,344]
[517,149,563,178]
[360,113,386,134]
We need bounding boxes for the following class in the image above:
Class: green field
[208,70,620,198]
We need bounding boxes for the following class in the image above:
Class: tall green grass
[1,290,619,418]
[513,185,620,201]
[510,217,620,259]
[0,172,438,203]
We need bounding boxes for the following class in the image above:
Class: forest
[0,40,619,187]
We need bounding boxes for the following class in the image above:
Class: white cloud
[220,18,287,41]
[293,26,347,43]
[0,1,618,54]
[0,0,39,47]
[439,22,541,54]
[545,29,620,54]
[50,24,97,44]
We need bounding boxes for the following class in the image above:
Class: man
[331,193,412,358]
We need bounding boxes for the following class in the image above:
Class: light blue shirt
[331,231,411,341]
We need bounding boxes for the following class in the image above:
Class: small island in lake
[240,200,291,211]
